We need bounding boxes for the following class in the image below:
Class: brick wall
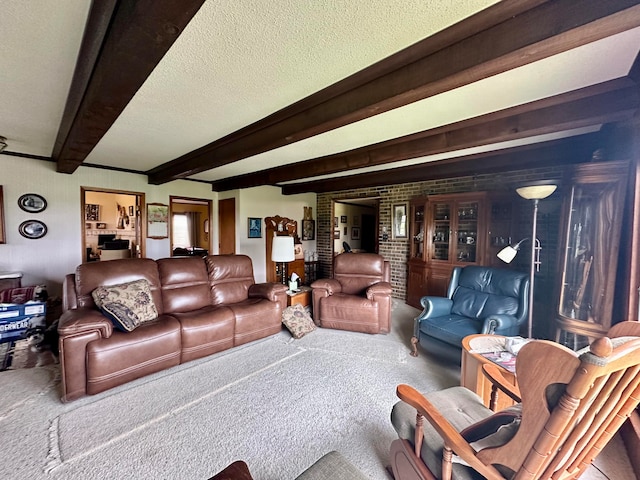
[317,166,566,337]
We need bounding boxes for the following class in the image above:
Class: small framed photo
[302,219,315,240]
[248,217,262,238]
[334,217,338,228]
[85,203,100,221]
[333,229,340,239]
[18,219,47,239]
[340,215,347,224]
[97,222,107,229]
[85,222,92,230]
[343,226,347,235]
[18,193,47,213]
[352,227,360,240]
[392,203,408,239]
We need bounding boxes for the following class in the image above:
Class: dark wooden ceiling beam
[148,0,640,184]
[54,0,205,174]
[281,133,602,195]
[211,79,638,191]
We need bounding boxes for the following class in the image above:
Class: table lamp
[271,235,295,285]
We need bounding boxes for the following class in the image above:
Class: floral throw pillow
[281,304,316,339]
[92,279,158,332]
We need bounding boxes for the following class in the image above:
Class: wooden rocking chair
[389,321,640,480]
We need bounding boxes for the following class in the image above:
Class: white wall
[1,156,219,296]
[0,156,317,296]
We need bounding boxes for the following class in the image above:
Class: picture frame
[392,202,408,239]
[85,222,92,230]
[351,227,360,240]
[301,219,315,240]
[18,219,47,239]
[0,186,5,244]
[85,203,100,221]
[147,203,169,239]
[248,217,262,238]
[128,205,134,216]
[334,217,338,228]
[333,229,340,239]
[96,222,107,229]
[18,193,47,213]
[343,226,347,235]
[340,215,347,224]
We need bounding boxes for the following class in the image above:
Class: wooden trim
[149,0,640,184]
[55,0,206,174]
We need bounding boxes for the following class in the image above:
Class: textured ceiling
[2,1,640,190]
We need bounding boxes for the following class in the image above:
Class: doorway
[332,198,380,256]
[82,187,144,263]
[169,196,212,256]
[218,198,235,255]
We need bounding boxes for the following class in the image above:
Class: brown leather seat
[310,253,392,334]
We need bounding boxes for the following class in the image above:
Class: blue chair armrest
[481,314,520,335]
[417,296,454,321]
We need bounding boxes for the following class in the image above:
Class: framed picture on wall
[352,227,360,240]
[147,203,169,239]
[302,219,315,240]
[333,229,340,239]
[85,203,100,221]
[248,217,262,238]
[340,215,347,224]
[392,202,408,239]
[334,217,338,228]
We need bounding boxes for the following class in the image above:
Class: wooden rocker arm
[396,384,505,480]
[482,363,521,406]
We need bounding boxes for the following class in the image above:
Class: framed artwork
[85,222,92,230]
[18,219,47,239]
[302,219,315,240]
[128,205,134,216]
[248,217,262,238]
[85,203,100,221]
[340,215,347,224]
[352,227,360,240]
[0,186,4,244]
[353,215,359,226]
[18,193,47,213]
[392,203,408,239]
[334,217,338,228]
[343,226,347,235]
[147,203,169,239]
[97,222,107,229]
[333,229,340,239]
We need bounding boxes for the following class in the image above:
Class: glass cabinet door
[430,202,451,261]
[454,201,479,263]
[556,161,628,345]
[411,203,425,259]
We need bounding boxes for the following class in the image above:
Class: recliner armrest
[417,296,453,321]
[481,314,519,335]
[310,278,342,295]
[366,281,392,299]
[248,282,287,302]
[58,308,113,338]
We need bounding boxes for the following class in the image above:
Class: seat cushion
[227,298,282,345]
[86,315,181,395]
[318,293,379,333]
[418,315,483,348]
[172,306,235,363]
[391,386,490,480]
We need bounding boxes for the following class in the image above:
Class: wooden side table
[287,286,311,308]
[461,334,517,411]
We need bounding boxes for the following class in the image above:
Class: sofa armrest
[366,281,392,300]
[417,296,453,321]
[248,282,287,302]
[482,314,520,335]
[58,308,113,338]
[310,278,342,295]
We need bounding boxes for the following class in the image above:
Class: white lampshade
[497,245,518,264]
[271,236,295,262]
[516,184,557,200]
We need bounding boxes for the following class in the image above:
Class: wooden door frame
[169,195,212,255]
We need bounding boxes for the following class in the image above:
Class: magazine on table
[470,336,532,374]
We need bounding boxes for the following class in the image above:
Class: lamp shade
[497,245,518,264]
[271,236,295,262]
[516,184,557,200]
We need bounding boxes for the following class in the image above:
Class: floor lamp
[271,235,295,285]
[497,182,557,338]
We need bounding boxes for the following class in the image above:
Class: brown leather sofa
[310,253,392,334]
[58,255,287,402]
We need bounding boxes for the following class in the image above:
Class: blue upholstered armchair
[410,266,529,359]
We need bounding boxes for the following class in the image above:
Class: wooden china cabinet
[407,191,516,309]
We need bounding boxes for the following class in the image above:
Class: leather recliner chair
[311,253,392,334]
[411,265,529,360]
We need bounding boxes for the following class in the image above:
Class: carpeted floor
[0,300,634,479]
[0,300,461,479]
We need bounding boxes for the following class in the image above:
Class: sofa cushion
[157,257,211,313]
[418,315,483,347]
[206,255,255,305]
[92,279,158,332]
[281,304,316,339]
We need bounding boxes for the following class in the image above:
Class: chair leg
[389,439,437,480]
[410,336,419,357]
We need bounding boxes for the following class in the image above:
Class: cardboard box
[0,302,46,343]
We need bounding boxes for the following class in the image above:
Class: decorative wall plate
[19,219,47,239]
[18,193,47,213]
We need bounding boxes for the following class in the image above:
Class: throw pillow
[92,279,158,332]
[281,304,316,339]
